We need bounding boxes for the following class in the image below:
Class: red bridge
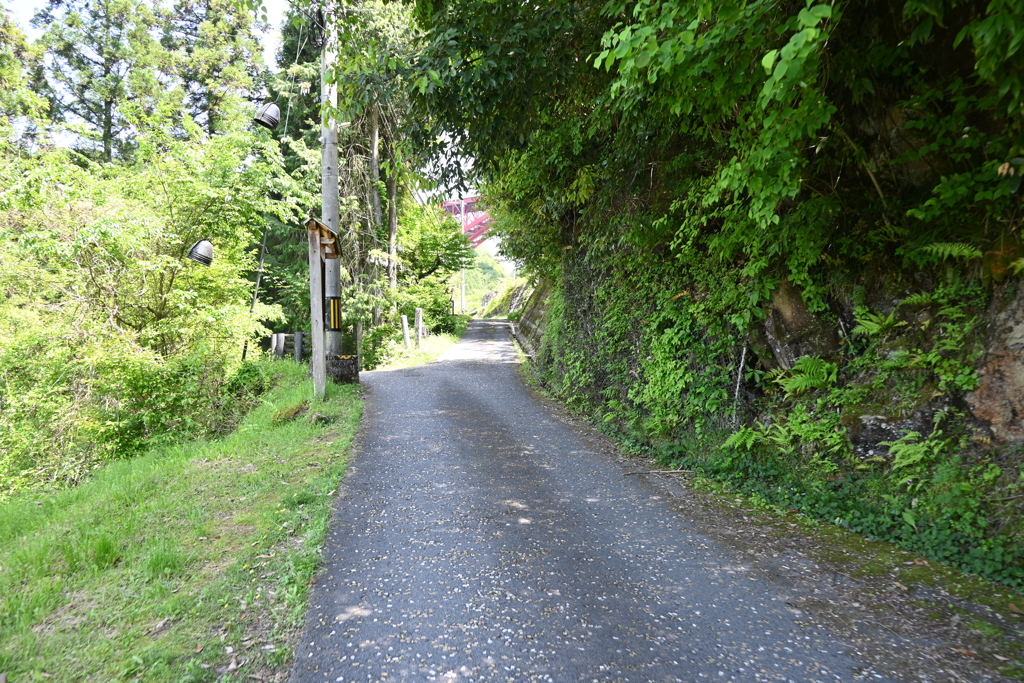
[443,196,492,248]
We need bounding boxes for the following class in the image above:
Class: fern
[899,292,934,307]
[921,242,983,261]
[775,355,837,396]
[1010,257,1024,276]
[880,430,946,472]
[722,425,763,451]
[851,307,907,337]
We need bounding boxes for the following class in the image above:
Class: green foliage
[478,277,530,318]
[530,247,741,436]
[162,0,267,136]
[395,198,475,283]
[882,430,945,472]
[851,307,908,337]
[392,276,462,334]
[33,0,167,160]
[0,11,46,132]
[361,323,402,370]
[775,356,838,396]
[0,113,286,497]
[922,242,985,262]
[459,247,511,310]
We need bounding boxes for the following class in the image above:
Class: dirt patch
[29,591,95,637]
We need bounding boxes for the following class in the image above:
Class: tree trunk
[103,98,113,161]
[369,105,383,326]
[370,106,382,229]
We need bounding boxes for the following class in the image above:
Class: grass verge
[0,359,360,682]
[374,332,462,370]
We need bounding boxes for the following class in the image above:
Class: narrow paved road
[290,320,894,683]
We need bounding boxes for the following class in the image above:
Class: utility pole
[304,0,338,401]
[318,0,357,385]
[322,2,342,363]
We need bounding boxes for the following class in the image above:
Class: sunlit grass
[0,359,361,681]
[375,331,464,370]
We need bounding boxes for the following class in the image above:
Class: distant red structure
[443,196,492,248]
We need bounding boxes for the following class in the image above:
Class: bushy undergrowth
[0,132,289,499]
[0,329,276,500]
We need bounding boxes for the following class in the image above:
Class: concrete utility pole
[322,1,342,361]
[317,1,358,385]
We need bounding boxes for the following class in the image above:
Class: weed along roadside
[0,361,360,681]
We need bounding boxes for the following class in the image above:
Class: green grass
[0,360,361,681]
[374,331,463,370]
[477,277,529,318]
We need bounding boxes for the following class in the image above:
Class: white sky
[4,0,290,71]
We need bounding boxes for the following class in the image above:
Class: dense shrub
[0,128,286,498]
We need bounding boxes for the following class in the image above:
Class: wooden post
[415,308,423,348]
[294,331,304,363]
[307,225,326,399]
[401,315,411,349]
[275,333,287,360]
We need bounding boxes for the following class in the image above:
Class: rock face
[968,280,1024,443]
[758,280,840,370]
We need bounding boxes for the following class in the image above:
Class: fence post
[414,308,423,348]
[275,333,286,360]
[401,315,411,349]
[294,331,304,362]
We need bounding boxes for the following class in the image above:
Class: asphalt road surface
[289,319,897,683]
